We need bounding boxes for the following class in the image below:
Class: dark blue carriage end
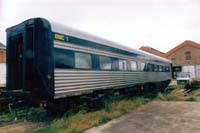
[6,18,54,103]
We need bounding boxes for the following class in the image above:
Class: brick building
[0,42,6,63]
[140,40,200,79]
[165,40,200,79]
[165,40,200,66]
[0,42,6,85]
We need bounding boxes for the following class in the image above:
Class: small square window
[172,58,176,62]
[185,51,191,60]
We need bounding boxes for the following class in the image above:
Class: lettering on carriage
[54,33,65,41]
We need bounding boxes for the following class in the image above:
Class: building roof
[166,40,200,57]
[0,42,6,50]
[139,46,166,58]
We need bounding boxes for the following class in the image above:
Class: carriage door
[25,25,35,90]
[8,34,23,90]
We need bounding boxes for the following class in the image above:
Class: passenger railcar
[5,18,171,112]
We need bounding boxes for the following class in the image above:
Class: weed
[120,108,128,114]
[78,103,89,112]
[99,116,111,124]
[185,97,196,102]
[70,129,80,133]
[104,100,111,113]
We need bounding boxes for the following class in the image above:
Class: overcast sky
[0,0,200,52]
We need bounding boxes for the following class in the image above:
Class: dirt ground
[85,101,200,133]
[0,121,41,133]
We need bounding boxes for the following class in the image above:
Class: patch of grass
[0,107,46,126]
[185,97,196,102]
[30,96,153,133]
[99,116,111,124]
[104,100,111,113]
[70,129,80,133]
[157,91,186,101]
[120,108,128,114]
[30,85,200,133]
[0,113,14,125]
[157,84,188,101]
[157,83,200,102]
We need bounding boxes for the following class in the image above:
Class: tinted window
[75,52,92,69]
[141,62,145,71]
[128,61,137,71]
[54,48,74,69]
[119,59,127,71]
[92,55,100,70]
[111,58,119,71]
[154,65,159,72]
[138,62,145,71]
[159,65,164,72]
[145,63,154,72]
[165,66,170,72]
[100,56,112,70]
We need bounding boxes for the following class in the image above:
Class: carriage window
[100,56,111,70]
[92,55,100,70]
[128,61,137,71]
[54,48,74,69]
[75,52,92,69]
[165,66,170,72]
[159,65,164,72]
[145,63,154,72]
[140,62,145,71]
[119,59,127,71]
[138,62,145,71]
[154,65,159,72]
[111,58,119,71]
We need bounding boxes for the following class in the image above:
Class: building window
[185,51,191,60]
[172,58,176,62]
[75,52,92,69]
[100,56,111,70]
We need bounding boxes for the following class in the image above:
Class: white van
[177,72,191,84]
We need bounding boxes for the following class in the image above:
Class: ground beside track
[1,81,200,133]
[85,101,200,133]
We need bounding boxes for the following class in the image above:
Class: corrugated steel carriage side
[51,19,172,99]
